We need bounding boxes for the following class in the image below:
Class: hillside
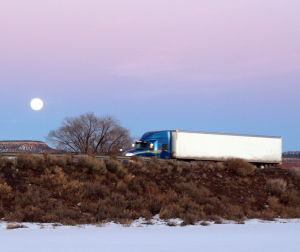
[0,140,55,153]
[0,155,299,225]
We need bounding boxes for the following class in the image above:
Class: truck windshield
[135,143,147,150]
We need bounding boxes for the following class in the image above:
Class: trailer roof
[151,130,282,139]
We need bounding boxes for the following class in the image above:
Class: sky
[0,0,299,151]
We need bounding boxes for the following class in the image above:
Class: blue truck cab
[123,131,172,159]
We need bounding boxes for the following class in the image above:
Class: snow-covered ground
[0,217,300,252]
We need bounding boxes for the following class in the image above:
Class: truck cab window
[135,143,147,149]
[162,144,168,151]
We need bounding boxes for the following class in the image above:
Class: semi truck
[123,130,282,167]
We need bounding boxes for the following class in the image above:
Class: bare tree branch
[46,112,132,154]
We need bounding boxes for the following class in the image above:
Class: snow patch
[1,218,300,252]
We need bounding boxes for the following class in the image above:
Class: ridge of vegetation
[0,154,300,225]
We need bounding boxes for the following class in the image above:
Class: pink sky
[1,1,299,83]
[0,0,299,150]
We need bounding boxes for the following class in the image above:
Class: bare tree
[46,112,132,154]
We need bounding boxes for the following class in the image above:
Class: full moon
[30,98,43,110]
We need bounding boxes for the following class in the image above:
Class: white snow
[0,218,300,252]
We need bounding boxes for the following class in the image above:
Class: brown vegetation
[0,156,299,225]
[266,179,287,195]
[225,158,256,176]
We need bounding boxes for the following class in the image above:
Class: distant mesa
[0,140,62,154]
[282,151,300,159]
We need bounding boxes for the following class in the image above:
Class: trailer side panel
[171,131,282,163]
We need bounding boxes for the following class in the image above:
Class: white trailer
[171,131,282,165]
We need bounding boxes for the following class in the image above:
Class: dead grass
[200,221,210,226]
[280,189,300,206]
[266,178,287,195]
[159,204,184,219]
[78,155,107,175]
[280,206,300,219]
[14,152,38,170]
[116,181,127,193]
[119,219,134,227]
[0,158,13,169]
[106,160,127,177]
[212,216,223,224]
[6,223,28,229]
[225,158,255,176]
[46,155,58,166]
[0,181,13,200]
[267,196,281,211]
[181,213,198,226]
[290,167,300,183]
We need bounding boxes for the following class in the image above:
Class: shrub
[116,181,127,193]
[78,156,107,175]
[290,168,300,183]
[46,155,58,166]
[200,221,210,226]
[204,197,227,216]
[261,211,275,221]
[215,162,225,171]
[106,160,127,177]
[5,186,53,223]
[6,223,28,229]
[280,189,300,207]
[205,163,215,171]
[119,219,133,227]
[267,196,281,211]
[181,213,197,226]
[0,181,13,200]
[280,206,300,219]
[224,158,255,176]
[56,157,67,168]
[124,174,134,183]
[266,179,287,195]
[159,204,184,219]
[175,182,212,204]
[141,167,148,174]
[203,204,214,215]
[0,157,13,169]
[14,153,38,170]
[135,157,146,168]
[65,154,73,165]
[83,182,109,200]
[140,209,152,220]
[40,167,84,201]
[212,216,223,224]
[92,159,107,175]
[224,204,244,220]
[31,154,44,166]
[162,190,178,204]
